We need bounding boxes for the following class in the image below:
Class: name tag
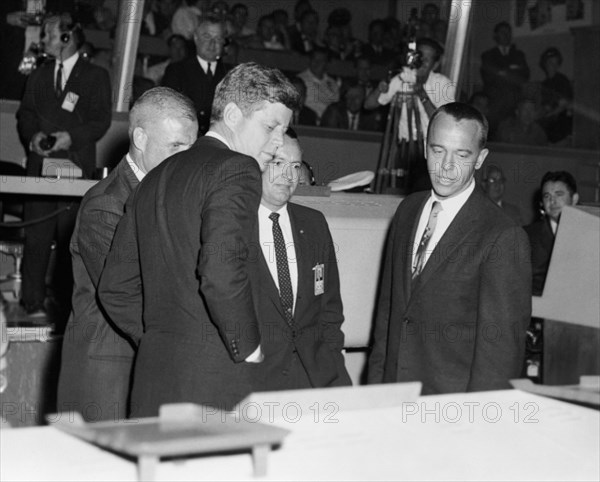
[313,263,324,296]
[61,92,79,112]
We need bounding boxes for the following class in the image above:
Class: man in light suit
[368,102,531,394]
[98,63,300,417]
[162,13,229,134]
[252,130,351,391]
[57,87,198,421]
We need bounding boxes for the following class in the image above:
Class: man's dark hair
[417,37,444,61]
[197,12,225,29]
[211,62,301,121]
[541,171,578,195]
[167,33,187,47]
[494,21,511,34]
[309,46,330,61]
[428,102,489,149]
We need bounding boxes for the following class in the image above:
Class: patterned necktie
[412,201,443,279]
[269,212,294,325]
[55,62,63,98]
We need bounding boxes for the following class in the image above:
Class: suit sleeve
[367,211,399,384]
[197,156,262,362]
[68,67,112,152]
[76,195,123,287]
[97,197,143,345]
[467,226,532,391]
[318,214,352,385]
[16,69,42,147]
[162,63,183,91]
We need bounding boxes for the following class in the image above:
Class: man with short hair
[297,47,340,122]
[57,87,198,421]
[481,164,523,225]
[368,102,531,394]
[321,84,381,131]
[98,62,301,417]
[525,171,579,295]
[252,131,351,390]
[163,13,228,134]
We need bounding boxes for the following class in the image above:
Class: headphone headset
[60,32,71,43]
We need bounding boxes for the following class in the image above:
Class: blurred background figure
[321,84,381,132]
[297,48,340,123]
[144,33,189,85]
[494,97,547,146]
[290,77,317,126]
[247,14,285,50]
[538,47,573,145]
[481,165,523,225]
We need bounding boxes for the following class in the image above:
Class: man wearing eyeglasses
[163,13,229,134]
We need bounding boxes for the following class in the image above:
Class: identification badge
[313,263,324,296]
[61,92,79,112]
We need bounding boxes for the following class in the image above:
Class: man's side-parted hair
[128,87,197,137]
[541,170,578,195]
[211,62,301,122]
[427,102,489,149]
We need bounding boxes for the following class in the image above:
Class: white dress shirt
[258,204,298,313]
[54,52,79,92]
[412,179,475,269]
[197,56,216,76]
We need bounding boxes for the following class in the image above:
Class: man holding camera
[16,12,111,320]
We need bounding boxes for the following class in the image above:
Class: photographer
[16,12,111,320]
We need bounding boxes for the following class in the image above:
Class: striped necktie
[412,201,443,279]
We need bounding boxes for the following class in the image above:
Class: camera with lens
[405,40,422,70]
[40,135,57,151]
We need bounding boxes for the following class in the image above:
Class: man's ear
[223,102,243,130]
[475,148,489,171]
[132,127,147,152]
[572,192,580,205]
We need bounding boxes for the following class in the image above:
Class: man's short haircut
[43,12,85,48]
[541,171,578,195]
[417,37,444,61]
[482,164,505,181]
[197,12,225,30]
[211,62,301,121]
[129,87,197,137]
[428,102,489,149]
[309,46,330,60]
[494,21,511,33]
[300,9,318,24]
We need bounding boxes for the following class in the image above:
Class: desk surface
[2,389,598,481]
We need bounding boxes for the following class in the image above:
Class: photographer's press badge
[313,263,324,296]
[61,92,79,112]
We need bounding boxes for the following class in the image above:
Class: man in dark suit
[252,130,351,391]
[368,102,531,394]
[525,171,579,296]
[162,13,228,134]
[321,84,381,131]
[57,88,198,421]
[481,164,523,225]
[98,63,300,417]
[16,13,111,319]
[480,22,530,131]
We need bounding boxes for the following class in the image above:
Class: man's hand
[30,132,50,156]
[377,80,389,94]
[49,131,72,152]
[245,345,264,363]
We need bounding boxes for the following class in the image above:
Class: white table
[2,389,598,481]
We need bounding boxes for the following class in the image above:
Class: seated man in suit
[252,129,351,391]
[98,62,301,417]
[481,164,523,225]
[57,87,198,421]
[321,84,381,131]
[368,102,531,394]
[162,13,229,134]
[524,170,579,296]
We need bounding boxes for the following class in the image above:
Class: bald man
[251,130,351,390]
[57,87,198,421]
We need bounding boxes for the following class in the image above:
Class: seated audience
[525,171,579,295]
[289,8,320,55]
[326,8,361,61]
[481,165,523,225]
[144,33,189,85]
[297,47,340,122]
[494,97,548,146]
[538,47,573,145]
[362,19,395,66]
[252,129,352,391]
[272,8,291,49]
[246,14,285,50]
[290,77,318,126]
[171,0,208,40]
[321,84,381,131]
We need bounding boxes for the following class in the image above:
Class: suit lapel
[403,195,429,301]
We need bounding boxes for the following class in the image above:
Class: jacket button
[404,317,410,323]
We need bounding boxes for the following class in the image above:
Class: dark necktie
[269,212,294,325]
[206,63,213,80]
[55,62,63,98]
[412,201,443,279]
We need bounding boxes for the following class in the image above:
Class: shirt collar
[196,56,213,75]
[259,203,290,222]
[56,52,79,82]
[205,131,231,149]
[126,153,145,181]
[431,178,475,216]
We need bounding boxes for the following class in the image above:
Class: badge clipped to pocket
[313,263,324,296]
[61,92,79,112]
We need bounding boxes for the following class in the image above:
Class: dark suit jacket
[251,203,351,391]
[16,57,112,179]
[320,102,381,131]
[57,158,138,420]
[524,216,555,296]
[98,136,262,416]
[368,187,531,394]
[501,201,523,226]
[480,45,530,95]
[162,57,228,135]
